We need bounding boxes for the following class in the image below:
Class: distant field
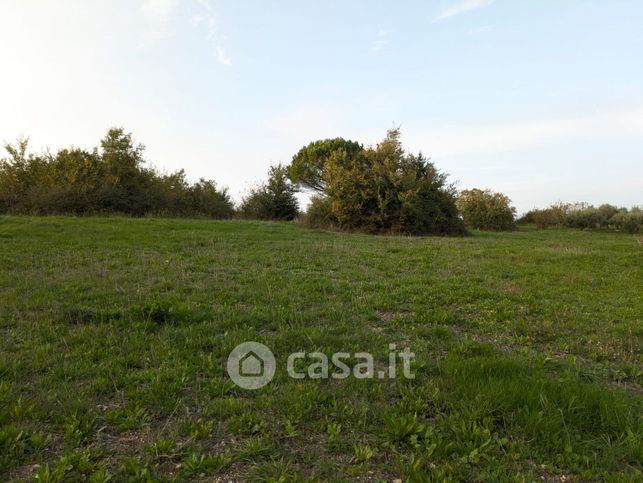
[0,217,641,481]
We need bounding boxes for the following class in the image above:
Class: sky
[1,0,642,213]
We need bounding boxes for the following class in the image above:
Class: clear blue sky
[1,0,642,213]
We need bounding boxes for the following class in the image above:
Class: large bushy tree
[297,129,466,235]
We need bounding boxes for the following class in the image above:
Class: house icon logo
[239,350,264,376]
[227,342,276,389]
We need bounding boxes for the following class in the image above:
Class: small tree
[240,164,299,220]
[456,189,516,231]
[610,207,642,233]
[98,127,153,214]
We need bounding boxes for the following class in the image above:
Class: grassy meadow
[0,216,641,481]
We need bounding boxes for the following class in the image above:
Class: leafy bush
[609,207,642,233]
[518,203,568,229]
[597,204,620,227]
[565,207,601,229]
[297,129,466,235]
[456,188,516,231]
[0,128,234,218]
[185,178,236,218]
[516,210,536,224]
[301,195,337,228]
[565,204,619,229]
[239,164,299,220]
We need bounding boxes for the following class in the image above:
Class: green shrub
[456,188,516,231]
[524,203,568,229]
[565,207,601,229]
[301,195,337,228]
[597,204,620,227]
[516,210,536,224]
[186,178,235,218]
[565,204,619,229]
[610,207,642,233]
[239,164,299,220]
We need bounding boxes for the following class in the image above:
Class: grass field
[0,217,641,481]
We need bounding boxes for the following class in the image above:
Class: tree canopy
[288,137,362,192]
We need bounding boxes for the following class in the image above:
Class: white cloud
[139,0,178,45]
[189,1,231,66]
[469,25,494,34]
[195,0,214,12]
[140,0,229,64]
[190,14,204,27]
[404,105,643,158]
[216,47,232,66]
[141,0,178,17]
[433,0,494,22]
[371,30,389,52]
[267,105,343,141]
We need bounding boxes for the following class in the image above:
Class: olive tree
[456,188,516,231]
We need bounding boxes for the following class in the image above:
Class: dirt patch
[503,283,522,296]
[7,463,40,482]
[100,430,152,454]
[607,379,643,396]
[376,310,411,322]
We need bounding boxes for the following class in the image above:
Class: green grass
[0,216,641,481]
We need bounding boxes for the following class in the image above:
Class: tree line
[518,203,642,234]
[1,127,640,234]
[0,129,234,218]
